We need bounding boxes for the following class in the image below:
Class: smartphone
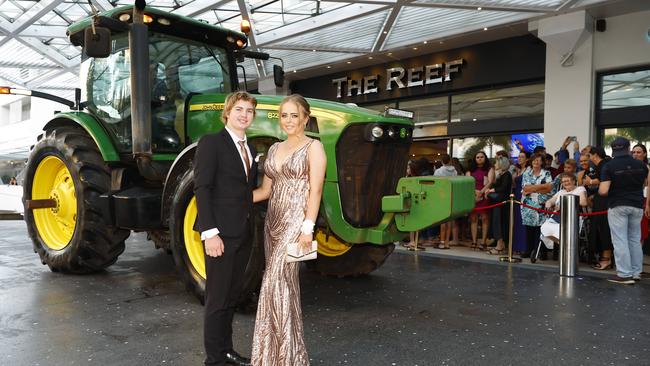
[570,136,577,141]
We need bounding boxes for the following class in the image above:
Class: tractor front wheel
[23,126,130,273]
[312,230,395,277]
[169,169,265,305]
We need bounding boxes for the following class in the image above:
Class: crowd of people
[405,136,649,284]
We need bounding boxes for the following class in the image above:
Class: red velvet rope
[578,210,609,217]
[472,200,508,212]
[516,201,608,216]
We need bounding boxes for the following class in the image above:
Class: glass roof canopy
[0,0,618,98]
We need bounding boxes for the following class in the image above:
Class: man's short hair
[440,153,451,165]
[221,91,258,124]
[533,146,546,154]
[589,146,607,159]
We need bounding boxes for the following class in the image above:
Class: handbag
[286,240,317,263]
[486,192,503,202]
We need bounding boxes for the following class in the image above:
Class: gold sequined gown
[251,140,313,366]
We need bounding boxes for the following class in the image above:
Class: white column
[535,10,595,154]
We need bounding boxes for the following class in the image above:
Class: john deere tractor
[7,2,474,303]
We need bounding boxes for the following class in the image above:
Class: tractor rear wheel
[311,230,395,277]
[169,169,265,305]
[23,126,130,273]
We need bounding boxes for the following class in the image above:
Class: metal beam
[0,0,66,49]
[237,0,266,77]
[0,61,60,69]
[255,3,390,46]
[557,0,581,11]
[91,0,115,12]
[16,37,78,70]
[371,0,409,52]
[172,0,232,17]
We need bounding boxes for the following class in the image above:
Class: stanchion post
[500,194,521,263]
[559,194,579,277]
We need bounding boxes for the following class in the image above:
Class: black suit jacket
[193,129,258,238]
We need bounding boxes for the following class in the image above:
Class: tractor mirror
[273,64,284,87]
[83,27,112,58]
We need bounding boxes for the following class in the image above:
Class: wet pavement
[1,220,649,365]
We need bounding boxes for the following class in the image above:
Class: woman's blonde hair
[279,94,311,118]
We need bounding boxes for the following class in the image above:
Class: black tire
[169,168,265,305]
[311,243,395,277]
[24,126,130,273]
[147,230,172,253]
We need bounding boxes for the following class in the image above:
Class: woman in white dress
[540,173,588,248]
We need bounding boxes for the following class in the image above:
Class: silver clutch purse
[286,240,317,263]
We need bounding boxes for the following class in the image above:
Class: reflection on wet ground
[1,220,649,365]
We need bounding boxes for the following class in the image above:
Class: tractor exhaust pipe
[129,1,163,182]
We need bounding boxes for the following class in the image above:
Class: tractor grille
[336,124,410,228]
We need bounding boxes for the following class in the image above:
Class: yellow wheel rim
[32,156,77,250]
[316,230,352,257]
[183,196,206,279]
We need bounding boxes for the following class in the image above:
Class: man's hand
[205,235,225,257]
[562,136,571,149]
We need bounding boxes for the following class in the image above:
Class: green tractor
[7,3,474,303]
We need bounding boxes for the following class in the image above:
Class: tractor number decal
[267,111,279,119]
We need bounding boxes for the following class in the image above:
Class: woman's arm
[546,191,560,208]
[298,141,327,247]
[579,190,588,207]
[485,168,495,191]
[253,174,272,203]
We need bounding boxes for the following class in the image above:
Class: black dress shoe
[225,350,251,366]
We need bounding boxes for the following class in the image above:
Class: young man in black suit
[193,91,258,366]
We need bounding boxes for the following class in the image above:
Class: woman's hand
[645,205,650,219]
[298,233,313,254]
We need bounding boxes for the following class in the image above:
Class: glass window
[81,33,231,152]
[408,140,449,163]
[451,133,541,167]
[600,69,650,109]
[451,84,544,123]
[399,96,448,125]
[602,127,650,157]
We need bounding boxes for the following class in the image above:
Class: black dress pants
[204,228,252,366]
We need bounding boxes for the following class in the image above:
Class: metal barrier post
[559,194,579,277]
[500,194,521,263]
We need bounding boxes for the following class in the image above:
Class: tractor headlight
[371,126,384,138]
[387,127,397,138]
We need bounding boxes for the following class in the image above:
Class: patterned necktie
[238,140,250,179]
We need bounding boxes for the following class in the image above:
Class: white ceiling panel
[0,38,58,68]
[384,6,536,49]
[413,0,563,11]
[269,9,390,51]
[259,48,364,73]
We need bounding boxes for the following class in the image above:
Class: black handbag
[487,192,503,202]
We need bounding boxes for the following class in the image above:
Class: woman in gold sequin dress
[251,94,327,366]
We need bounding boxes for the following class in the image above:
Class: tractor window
[81,33,232,153]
